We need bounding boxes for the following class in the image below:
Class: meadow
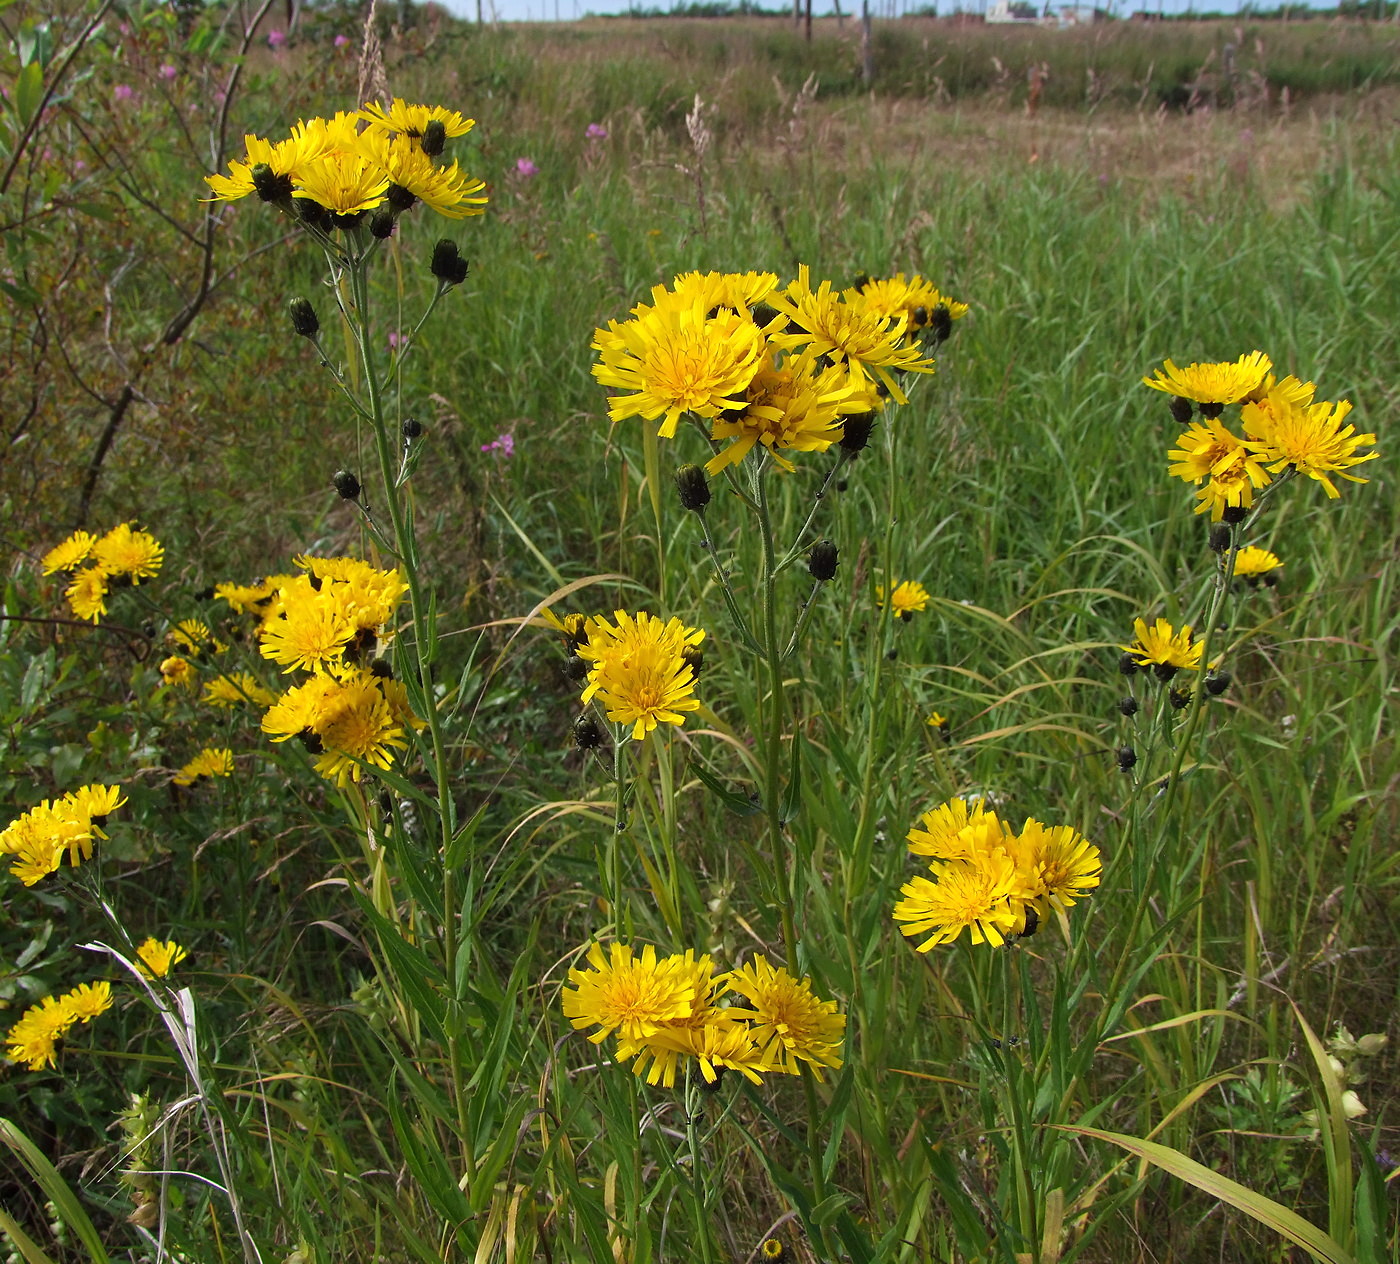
[2,4,1399,1262]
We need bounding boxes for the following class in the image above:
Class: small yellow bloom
[877,579,929,620]
[136,937,189,979]
[174,748,234,786]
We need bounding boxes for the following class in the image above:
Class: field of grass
[2,3,1399,1262]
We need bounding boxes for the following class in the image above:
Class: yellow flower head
[357,99,476,142]
[853,273,969,327]
[136,937,189,980]
[5,995,72,1070]
[1010,818,1101,917]
[160,655,196,689]
[1143,352,1272,413]
[65,567,109,623]
[592,305,767,439]
[58,980,113,1025]
[258,575,356,673]
[1232,545,1283,584]
[767,265,934,404]
[1122,617,1202,677]
[291,148,391,216]
[723,954,845,1079]
[203,130,308,202]
[93,523,163,583]
[877,579,930,620]
[174,748,234,786]
[664,270,780,317]
[201,672,276,709]
[706,348,876,475]
[893,851,1022,950]
[354,130,487,219]
[577,610,705,741]
[562,941,701,1046]
[1243,395,1377,499]
[626,1007,771,1087]
[907,798,1011,861]
[41,530,97,575]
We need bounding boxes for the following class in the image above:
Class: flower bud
[1117,695,1138,716]
[1152,662,1179,683]
[573,714,606,750]
[332,469,361,500]
[1356,1033,1388,1057]
[1200,401,1225,420]
[563,653,589,684]
[1169,687,1191,709]
[1205,671,1232,697]
[1169,395,1194,425]
[912,304,929,328]
[421,118,447,156]
[808,539,839,583]
[369,657,394,679]
[682,645,705,678]
[1221,504,1249,525]
[1118,652,1140,677]
[674,463,711,512]
[402,417,423,439]
[839,412,876,455]
[430,239,469,287]
[288,297,320,338]
[1116,745,1137,772]
[1208,523,1232,553]
[369,209,397,239]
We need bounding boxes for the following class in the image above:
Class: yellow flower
[906,798,1010,861]
[258,575,356,673]
[706,347,876,475]
[1142,352,1272,414]
[201,672,276,709]
[1009,818,1101,918]
[1121,617,1202,677]
[93,523,163,583]
[355,130,487,219]
[65,567,109,622]
[5,996,71,1070]
[311,673,408,787]
[203,130,307,202]
[292,149,390,216]
[877,579,929,620]
[1233,546,1283,585]
[577,610,704,741]
[893,851,1022,950]
[136,938,189,979]
[58,981,113,1025]
[664,270,780,316]
[562,941,700,1046]
[592,305,766,439]
[627,1009,771,1087]
[723,954,845,1079]
[160,656,196,689]
[357,99,476,142]
[174,748,234,786]
[1243,394,1377,498]
[41,530,96,575]
[853,273,969,327]
[767,265,934,404]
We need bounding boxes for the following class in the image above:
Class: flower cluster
[204,98,486,225]
[562,942,845,1087]
[220,555,419,786]
[1146,353,1377,520]
[892,797,1101,950]
[41,524,164,623]
[592,268,966,475]
[552,609,706,742]
[5,981,113,1071]
[0,785,125,887]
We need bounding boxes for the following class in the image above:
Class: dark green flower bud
[421,118,447,157]
[1117,695,1138,716]
[840,412,876,455]
[194,586,215,601]
[1169,687,1191,709]
[430,239,469,287]
[401,417,423,439]
[1221,504,1250,525]
[297,727,324,754]
[295,197,333,233]
[1208,523,1232,553]
[674,463,711,512]
[1205,671,1232,697]
[387,183,417,213]
[369,209,397,239]
[912,304,929,328]
[288,297,320,338]
[563,653,589,684]
[1016,905,1040,939]
[1118,652,1140,677]
[682,645,705,678]
[929,303,953,344]
[251,162,293,202]
[331,210,366,232]
[369,657,394,679]
[1153,662,1179,683]
[332,469,361,500]
[750,302,779,327]
[1116,745,1137,771]
[1199,401,1226,420]
[808,540,839,583]
[1169,395,1194,425]
[573,714,606,750]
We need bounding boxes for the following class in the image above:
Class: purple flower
[585,123,608,141]
[481,432,515,458]
[159,63,177,80]
[113,84,135,103]
[334,33,350,47]
[267,28,286,48]
[515,157,538,178]
[388,331,404,350]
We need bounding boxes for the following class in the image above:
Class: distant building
[986,0,1043,21]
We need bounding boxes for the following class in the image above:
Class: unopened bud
[1117,695,1138,716]
[1169,395,1194,425]
[251,162,293,202]
[332,469,361,500]
[573,714,606,750]
[1200,401,1226,420]
[1169,687,1191,709]
[369,209,397,239]
[840,412,876,455]
[402,417,423,439]
[1118,652,1140,677]
[1205,671,1232,697]
[928,303,953,344]
[674,464,711,512]
[1208,523,1232,553]
[430,239,469,287]
[1116,745,1137,771]
[682,645,705,678]
[288,297,320,338]
[808,540,839,583]
[1222,504,1250,525]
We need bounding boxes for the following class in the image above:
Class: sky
[435,0,1337,22]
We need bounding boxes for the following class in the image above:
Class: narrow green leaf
[14,61,43,126]
[0,1119,111,1264]
[0,1205,58,1264]
[1055,1124,1356,1264]
[691,760,762,816]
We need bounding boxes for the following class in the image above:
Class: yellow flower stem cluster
[4,981,113,1071]
[0,784,125,886]
[41,523,164,623]
[562,942,845,1088]
[892,798,1101,951]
